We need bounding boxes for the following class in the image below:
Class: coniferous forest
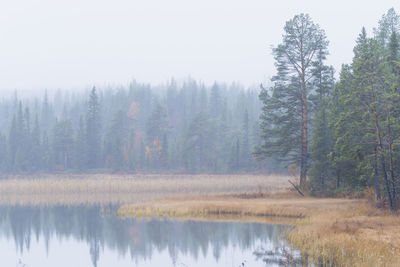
[256,9,400,208]
[1,8,400,208]
[0,80,270,174]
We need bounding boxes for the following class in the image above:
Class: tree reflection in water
[0,205,302,267]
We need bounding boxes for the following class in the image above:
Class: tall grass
[288,203,400,267]
[0,174,289,205]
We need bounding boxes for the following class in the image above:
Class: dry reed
[0,173,289,205]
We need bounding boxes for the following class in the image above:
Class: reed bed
[0,173,289,205]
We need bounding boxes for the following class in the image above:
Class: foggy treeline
[0,80,280,174]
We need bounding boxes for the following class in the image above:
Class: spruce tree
[8,115,18,171]
[309,55,335,193]
[53,119,74,169]
[0,133,7,172]
[86,87,101,169]
[75,116,86,171]
[108,110,128,171]
[241,109,252,170]
[31,114,42,172]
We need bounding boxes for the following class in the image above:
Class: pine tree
[353,37,393,208]
[41,90,52,132]
[256,13,329,187]
[374,8,400,46]
[8,115,18,171]
[86,87,101,169]
[53,119,74,170]
[31,114,42,172]
[309,56,335,193]
[42,131,51,171]
[160,134,169,170]
[0,133,7,171]
[75,116,86,171]
[387,30,400,203]
[146,102,168,170]
[108,110,128,171]
[332,27,399,208]
[241,109,252,170]
[210,82,221,118]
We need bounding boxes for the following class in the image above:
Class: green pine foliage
[255,13,329,187]
[257,9,400,209]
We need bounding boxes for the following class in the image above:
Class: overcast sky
[0,0,399,92]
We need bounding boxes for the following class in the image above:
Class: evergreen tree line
[257,8,400,209]
[0,80,282,174]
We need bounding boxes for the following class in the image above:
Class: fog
[0,0,399,92]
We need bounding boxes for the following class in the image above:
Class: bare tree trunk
[374,146,381,200]
[386,108,396,203]
[379,152,393,209]
[300,111,308,188]
[371,85,393,209]
[300,70,308,188]
[373,109,393,209]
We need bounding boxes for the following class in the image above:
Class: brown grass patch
[288,202,400,267]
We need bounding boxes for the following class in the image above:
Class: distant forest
[0,80,281,174]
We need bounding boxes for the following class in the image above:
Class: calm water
[0,205,303,267]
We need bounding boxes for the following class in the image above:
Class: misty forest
[2,9,400,204]
[0,81,265,174]
[2,5,400,267]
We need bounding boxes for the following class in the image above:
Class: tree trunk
[373,146,381,200]
[379,152,393,209]
[300,76,308,188]
[386,109,396,203]
[371,87,393,209]
[373,109,393,209]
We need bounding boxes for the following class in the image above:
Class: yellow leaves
[145,138,163,159]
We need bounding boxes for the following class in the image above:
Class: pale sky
[0,0,399,92]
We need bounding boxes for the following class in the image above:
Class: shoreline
[119,192,400,267]
[1,174,399,266]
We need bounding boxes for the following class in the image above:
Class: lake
[0,205,303,267]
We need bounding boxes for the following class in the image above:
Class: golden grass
[288,202,400,267]
[0,173,290,205]
[119,192,400,267]
[118,192,353,220]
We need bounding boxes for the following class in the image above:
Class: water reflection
[0,205,302,267]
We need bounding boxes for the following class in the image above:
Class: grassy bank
[119,192,400,267]
[0,174,289,205]
[287,202,400,266]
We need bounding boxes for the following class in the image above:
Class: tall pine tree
[256,13,329,187]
